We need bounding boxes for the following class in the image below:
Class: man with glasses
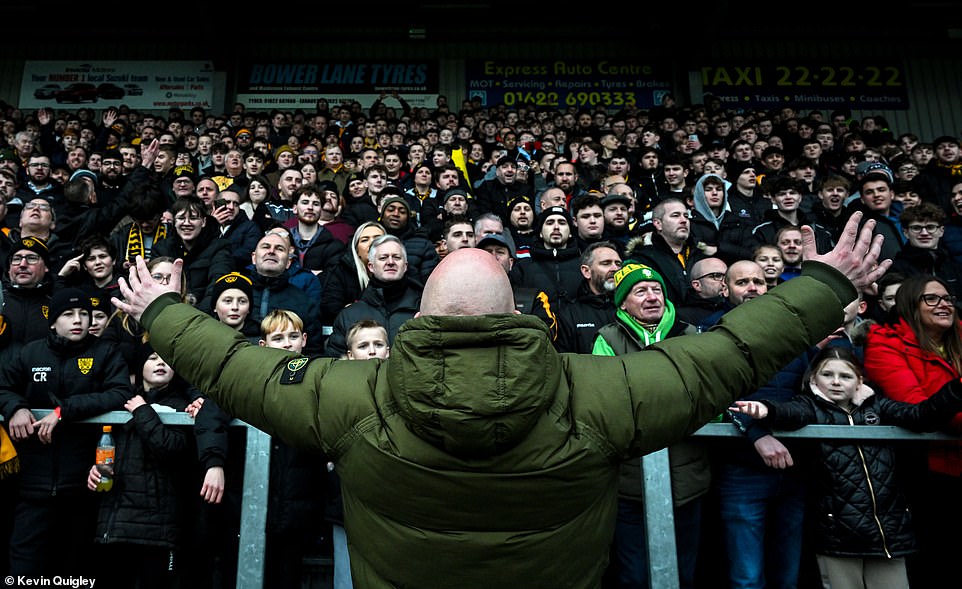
[6,197,74,273]
[678,256,729,326]
[890,201,962,298]
[96,151,126,208]
[1,237,54,344]
[170,166,197,200]
[16,155,62,217]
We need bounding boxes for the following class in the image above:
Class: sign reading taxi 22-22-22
[701,62,909,109]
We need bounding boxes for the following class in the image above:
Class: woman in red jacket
[864,274,962,589]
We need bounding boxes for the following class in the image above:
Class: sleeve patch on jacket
[280,357,311,385]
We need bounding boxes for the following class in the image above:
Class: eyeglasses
[906,224,942,234]
[28,163,50,169]
[920,293,958,307]
[150,273,172,284]
[10,254,42,264]
[695,272,726,282]
[23,202,51,211]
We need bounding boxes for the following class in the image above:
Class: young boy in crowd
[258,309,308,353]
[0,287,131,577]
[344,319,390,360]
[257,309,326,589]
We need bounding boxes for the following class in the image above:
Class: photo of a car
[123,84,143,96]
[55,83,98,103]
[33,84,61,99]
[97,83,125,100]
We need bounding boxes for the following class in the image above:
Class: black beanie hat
[12,236,51,267]
[533,206,572,234]
[49,287,94,325]
[211,272,254,305]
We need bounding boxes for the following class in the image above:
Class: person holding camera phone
[209,189,261,272]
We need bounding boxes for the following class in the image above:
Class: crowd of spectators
[0,90,960,588]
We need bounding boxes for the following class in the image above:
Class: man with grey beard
[532,240,622,353]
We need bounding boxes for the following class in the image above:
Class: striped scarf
[125,223,168,262]
[936,161,962,177]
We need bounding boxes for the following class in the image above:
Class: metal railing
[43,411,961,589]
[643,422,960,589]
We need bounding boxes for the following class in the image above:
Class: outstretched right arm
[135,294,332,451]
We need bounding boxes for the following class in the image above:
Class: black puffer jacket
[323,276,422,358]
[758,380,962,557]
[509,241,583,307]
[1,277,53,345]
[531,280,616,354]
[320,249,364,326]
[94,383,196,548]
[0,333,131,498]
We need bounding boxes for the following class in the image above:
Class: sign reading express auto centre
[20,61,215,110]
[235,61,440,110]
[465,60,673,111]
[700,62,909,110]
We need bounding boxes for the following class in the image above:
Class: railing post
[235,424,271,589]
[641,448,679,589]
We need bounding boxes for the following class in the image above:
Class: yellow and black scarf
[125,223,168,262]
[936,161,962,177]
[0,426,18,479]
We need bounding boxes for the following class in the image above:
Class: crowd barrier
[44,411,960,589]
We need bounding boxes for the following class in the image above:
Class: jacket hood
[386,313,562,459]
[691,173,732,229]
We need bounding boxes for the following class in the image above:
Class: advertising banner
[699,62,909,110]
[465,60,673,111]
[20,61,215,110]
[234,61,440,110]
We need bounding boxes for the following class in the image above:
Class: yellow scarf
[0,426,19,479]
[936,161,962,177]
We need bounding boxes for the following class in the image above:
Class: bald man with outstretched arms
[114,212,889,589]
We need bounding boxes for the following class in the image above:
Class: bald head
[419,248,517,316]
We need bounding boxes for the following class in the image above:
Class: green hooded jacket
[140,261,853,589]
